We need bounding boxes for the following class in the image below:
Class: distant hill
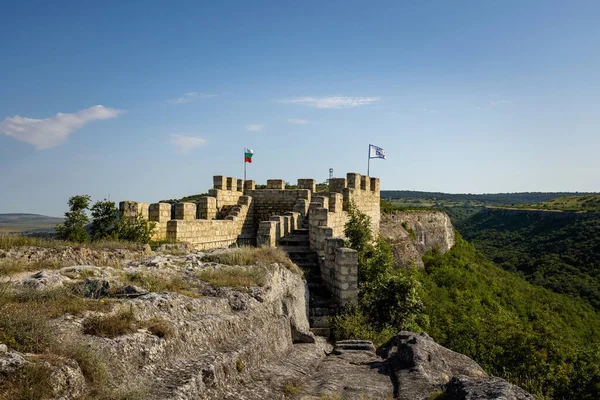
[0,213,63,233]
[380,190,593,206]
[527,194,600,212]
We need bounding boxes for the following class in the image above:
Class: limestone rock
[380,211,455,268]
[446,375,537,400]
[384,331,488,400]
[0,349,26,375]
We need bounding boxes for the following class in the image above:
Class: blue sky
[1,0,599,216]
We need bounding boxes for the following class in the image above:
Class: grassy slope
[531,194,600,212]
[0,214,63,233]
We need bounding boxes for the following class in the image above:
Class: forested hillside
[334,205,600,399]
[417,237,600,400]
[457,208,600,309]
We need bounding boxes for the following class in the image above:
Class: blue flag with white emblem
[369,144,386,159]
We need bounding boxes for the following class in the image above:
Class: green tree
[116,213,156,244]
[344,202,374,265]
[56,195,91,243]
[89,200,120,241]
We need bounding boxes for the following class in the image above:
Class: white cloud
[280,96,381,109]
[167,92,216,104]
[287,118,309,124]
[0,105,123,149]
[490,100,510,106]
[170,134,207,153]
[245,124,264,132]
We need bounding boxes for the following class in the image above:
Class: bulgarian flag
[244,148,254,163]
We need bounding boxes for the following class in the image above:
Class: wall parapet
[322,238,358,304]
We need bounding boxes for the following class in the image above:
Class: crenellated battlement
[120,172,379,252]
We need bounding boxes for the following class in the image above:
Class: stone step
[292,228,309,236]
[309,307,337,317]
[310,327,331,337]
[309,315,331,328]
[334,340,376,353]
[279,236,310,246]
[279,246,312,253]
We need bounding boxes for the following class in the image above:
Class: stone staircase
[279,228,337,338]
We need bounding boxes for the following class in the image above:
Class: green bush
[116,212,156,244]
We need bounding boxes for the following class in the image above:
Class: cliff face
[380,211,456,268]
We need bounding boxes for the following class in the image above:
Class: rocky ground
[0,244,534,400]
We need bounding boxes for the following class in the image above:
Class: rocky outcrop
[380,211,455,268]
[383,332,535,400]
[0,246,535,399]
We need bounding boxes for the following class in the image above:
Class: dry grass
[123,271,201,297]
[320,394,343,400]
[83,307,138,338]
[283,382,303,395]
[143,317,175,339]
[0,285,113,353]
[0,232,147,251]
[197,266,266,288]
[203,246,303,275]
[0,361,54,400]
[0,259,66,276]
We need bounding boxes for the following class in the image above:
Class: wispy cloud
[170,134,208,153]
[167,92,216,104]
[245,124,264,132]
[280,96,381,109]
[0,105,123,149]
[490,100,510,106]
[287,118,309,124]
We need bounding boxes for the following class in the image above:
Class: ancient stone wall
[323,238,359,304]
[149,203,172,241]
[245,188,311,230]
[120,172,378,257]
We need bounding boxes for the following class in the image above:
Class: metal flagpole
[367,144,371,176]
[244,149,247,181]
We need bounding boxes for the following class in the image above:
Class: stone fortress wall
[120,172,380,303]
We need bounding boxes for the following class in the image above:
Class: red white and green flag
[244,148,254,163]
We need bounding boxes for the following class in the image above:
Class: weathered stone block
[329,193,343,213]
[213,175,227,190]
[149,203,171,222]
[346,172,361,189]
[361,175,371,191]
[298,178,316,192]
[244,180,256,191]
[175,202,197,220]
[267,179,285,190]
[120,201,149,219]
[227,177,237,191]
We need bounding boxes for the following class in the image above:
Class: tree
[56,195,91,243]
[344,202,374,265]
[89,200,120,241]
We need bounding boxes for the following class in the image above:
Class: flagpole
[367,144,371,176]
[244,148,246,181]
